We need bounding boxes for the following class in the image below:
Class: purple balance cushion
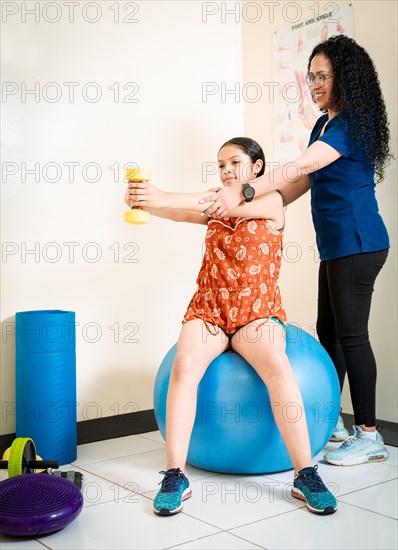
[0,474,83,536]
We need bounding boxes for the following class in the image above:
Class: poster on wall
[273,2,353,163]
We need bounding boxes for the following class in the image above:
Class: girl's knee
[259,352,291,379]
[171,353,199,382]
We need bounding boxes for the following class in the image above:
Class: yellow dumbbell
[124,168,151,225]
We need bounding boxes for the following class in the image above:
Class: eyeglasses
[305,74,334,88]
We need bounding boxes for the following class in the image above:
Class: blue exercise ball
[154,325,340,474]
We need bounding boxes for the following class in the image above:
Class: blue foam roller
[15,310,77,464]
[154,325,341,474]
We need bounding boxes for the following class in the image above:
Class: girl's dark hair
[218,137,265,177]
[308,35,392,182]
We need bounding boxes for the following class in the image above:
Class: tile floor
[0,431,397,550]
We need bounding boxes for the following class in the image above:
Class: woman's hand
[199,185,243,217]
[125,181,168,209]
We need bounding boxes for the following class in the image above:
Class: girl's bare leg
[232,320,312,474]
[166,319,229,470]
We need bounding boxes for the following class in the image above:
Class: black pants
[316,249,388,427]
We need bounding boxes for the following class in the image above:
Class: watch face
[244,186,255,199]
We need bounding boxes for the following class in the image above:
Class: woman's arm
[277,174,310,206]
[201,141,339,216]
[226,191,284,226]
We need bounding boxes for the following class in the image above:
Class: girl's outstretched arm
[125,182,287,226]
[126,181,218,212]
[124,185,208,224]
[142,207,208,225]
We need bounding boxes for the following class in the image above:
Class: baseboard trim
[1,409,396,455]
[76,409,158,445]
[0,409,158,455]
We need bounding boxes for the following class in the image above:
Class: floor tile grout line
[71,438,398,473]
[222,505,310,531]
[70,464,155,499]
[337,495,398,521]
[32,539,53,550]
[78,492,143,509]
[336,476,398,498]
[28,471,398,516]
[164,531,223,550]
[72,461,398,489]
[135,436,165,446]
[340,499,398,522]
[73,465,222,498]
[71,466,308,513]
[139,492,155,502]
[70,445,167,468]
[220,531,268,550]
[338,477,397,494]
[179,502,306,533]
[70,463,139,486]
[52,487,269,529]
[117,487,238,535]
[165,530,266,550]
[21,462,398,515]
[259,470,398,498]
[258,462,398,485]
[178,509,233,532]
[30,495,394,550]
[138,476,225,498]
[81,473,223,505]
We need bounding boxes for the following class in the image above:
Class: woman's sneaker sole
[325,450,389,466]
[292,487,337,515]
[329,432,348,442]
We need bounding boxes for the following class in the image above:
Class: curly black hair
[308,35,392,182]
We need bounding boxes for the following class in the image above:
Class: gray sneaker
[325,425,389,466]
[330,414,349,442]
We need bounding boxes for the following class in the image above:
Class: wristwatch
[242,183,255,202]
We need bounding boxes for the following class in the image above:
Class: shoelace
[300,465,327,492]
[341,435,359,448]
[340,427,366,448]
[158,468,185,493]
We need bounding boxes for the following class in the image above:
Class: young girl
[125,137,337,516]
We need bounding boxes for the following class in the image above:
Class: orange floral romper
[183,217,287,336]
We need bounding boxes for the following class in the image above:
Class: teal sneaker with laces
[153,468,191,516]
[292,465,337,514]
[324,425,389,466]
[330,413,349,442]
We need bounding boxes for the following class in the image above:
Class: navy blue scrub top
[308,114,389,261]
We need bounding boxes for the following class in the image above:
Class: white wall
[1,1,244,431]
[242,0,397,422]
